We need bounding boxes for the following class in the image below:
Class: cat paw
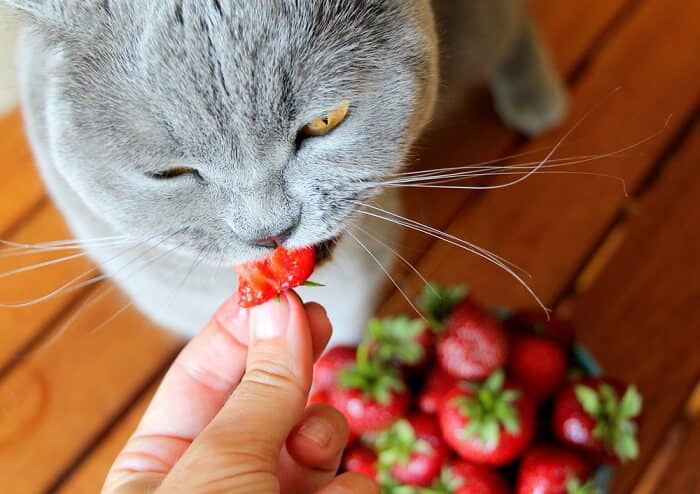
[491,74,569,138]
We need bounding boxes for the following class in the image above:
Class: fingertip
[305,302,332,360]
[287,404,349,470]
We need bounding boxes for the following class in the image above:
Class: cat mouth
[314,236,340,266]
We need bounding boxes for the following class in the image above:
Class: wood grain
[571,121,700,493]
[381,0,700,314]
[56,381,159,494]
[385,0,634,274]
[0,205,94,370]
[0,290,181,493]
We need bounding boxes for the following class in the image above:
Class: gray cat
[4,0,565,344]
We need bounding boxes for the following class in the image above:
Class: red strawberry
[365,317,434,370]
[507,309,576,349]
[427,461,510,494]
[235,246,316,307]
[437,299,509,380]
[508,335,567,401]
[313,345,357,392]
[439,370,536,466]
[419,367,459,415]
[374,415,449,487]
[553,378,643,464]
[329,346,409,435]
[343,446,378,480]
[517,445,594,494]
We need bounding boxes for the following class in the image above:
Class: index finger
[108,294,252,478]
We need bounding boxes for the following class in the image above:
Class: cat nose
[250,226,296,249]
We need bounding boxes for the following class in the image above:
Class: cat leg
[490,19,568,137]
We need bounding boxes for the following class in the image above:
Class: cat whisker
[351,224,433,291]
[346,230,427,322]
[0,229,183,308]
[0,236,134,255]
[352,203,550,315]
[352,201,530,277]
[0,251,98,280]
[385,170,629,196]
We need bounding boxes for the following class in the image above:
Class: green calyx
[338,345,406,405]
[567,476,601,494]
[451,370,521,447]
[365,317,427,366]
[417,467,463,494]
[375,420,433,471]
[574,384,643,462]
[418,283,468,333]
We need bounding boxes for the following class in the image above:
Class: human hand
[103,291,377,494]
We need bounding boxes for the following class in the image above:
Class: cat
[4,0,566,345]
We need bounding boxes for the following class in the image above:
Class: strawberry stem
[338,346,406,405]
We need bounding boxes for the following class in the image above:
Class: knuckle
[242,358,306,398]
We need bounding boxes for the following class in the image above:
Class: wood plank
[0,110,45,233]
[569,122,700,493]
[0,290,181,493]
[381,0,700,314]
[0,205,94,369]
[389,0,635,272]
[56,381,159,494]
[659,419,700,494]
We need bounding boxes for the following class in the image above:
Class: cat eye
[301,100,350,137]
[148,167,206,183]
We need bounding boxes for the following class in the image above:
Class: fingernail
[298,416,333,448]
[251,297,290,340]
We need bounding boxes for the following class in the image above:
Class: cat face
[12,0,439,264]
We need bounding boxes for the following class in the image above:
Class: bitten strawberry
[313,345,357,393]
[437,299,509,380]
[508,335,568,401]
[419,366,459,415]
[439,370,536,466]
[506,309,576,349]
[343,446,378,480]
[553,378,642,464]
[330,346,409,435]
[365,317,434,370]
[374,415,449,487]
[235,246,316,307]
[427,461,510,494]
[517,445,594,494]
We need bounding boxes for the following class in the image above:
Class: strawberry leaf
[366,317,426,365]
[418,283,468,332]
[618,386,643,420]
[575,385,602,417]
[302,280,325,287]
[567,476,601,494]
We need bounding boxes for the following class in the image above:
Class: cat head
[9,0,439,264]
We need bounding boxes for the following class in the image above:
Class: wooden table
[1,0,698,492]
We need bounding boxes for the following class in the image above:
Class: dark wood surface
[0,1,698,492]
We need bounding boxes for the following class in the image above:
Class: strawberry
[419,366,459,415]
[313,345,357,392]
[506,309,576,349]
[427,461,510,494]
[308,390,329,405]
[553,378,642,464]
[418,283,469,332]
[329,346,409,435]
[517,445,594,494]
[343,446,378,480]
[437,298,509,380]
[374,415,449,487]
[439,370,536,466]
[365,317,434,370]
[235,246,316,307]
[507,335,568,402]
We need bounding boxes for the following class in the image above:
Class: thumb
[158,292,314,493]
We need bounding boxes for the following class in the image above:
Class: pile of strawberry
[311,285,643,493]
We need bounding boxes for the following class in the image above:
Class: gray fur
[6,0,565,343]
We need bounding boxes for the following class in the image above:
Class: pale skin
[103,291,377,494]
